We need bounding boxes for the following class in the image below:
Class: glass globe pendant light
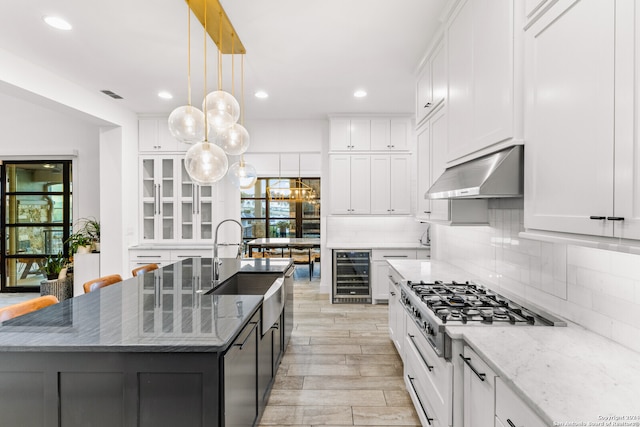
[219,51,251,155]
[168,0,207,144]
[203,11,240,132]
[228,157,257,189]
[185,141,228,185]
[168,105,206,144]
[184,1,228,185]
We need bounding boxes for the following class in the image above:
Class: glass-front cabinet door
[140,156,177,242]
[178,159,214,242]
[141,155,215,243]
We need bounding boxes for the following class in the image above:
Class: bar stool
[83,274,123,293]
[0,295,59,323]
[132,263,159,277]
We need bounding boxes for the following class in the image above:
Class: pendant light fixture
[267,155,317,202]
[184,0,228,185]
[203,11,240,132]
[168,0,207,144]
[218,43,251,156]
[226,38,256,189]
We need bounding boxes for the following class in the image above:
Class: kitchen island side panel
[0,352,219,427]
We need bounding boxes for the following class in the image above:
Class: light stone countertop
[325,242,430,250]
[388,259,640,426]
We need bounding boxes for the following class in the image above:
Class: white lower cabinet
[387,268,405,358]
[129,249,172,276]
[372,249,422,303]
[405,318,453,427]
[495,377,546,427]
[461,346,497,427]
[129,248,212,278]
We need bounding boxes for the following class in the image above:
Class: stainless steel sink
[210,273,284,334]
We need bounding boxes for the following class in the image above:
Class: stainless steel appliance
[399,278,565,426]
[401,280,565,358]
[332,250,371,303]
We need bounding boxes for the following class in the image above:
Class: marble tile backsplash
[326,216,429,245]
[431,203,640,353]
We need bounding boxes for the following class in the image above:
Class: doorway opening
[1,160,72,292]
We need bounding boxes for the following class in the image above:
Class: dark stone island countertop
[0,257,293,353]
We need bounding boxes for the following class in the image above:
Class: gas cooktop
[409,281,553,325]
[407,280,553,325]
[400,279,566,359]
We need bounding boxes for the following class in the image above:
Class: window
[241,177,320,245]
[1,161,73,292]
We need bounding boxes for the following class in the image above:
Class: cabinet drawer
[372,249,416,260]
[496,377,546,427]
[130,250,171,262]
[405,318,453,426]
[171,249,212,261]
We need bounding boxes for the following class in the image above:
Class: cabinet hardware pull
[388,276,399,286]
[589,216,606,220]
[407,375,433,425]
[506,419,516,427]
[192,184,196,214]
[459,354,486,381]
[408,334,434,371]
[390,291,396,296]
[235,321,258,349]
[424,102,432,108]
[424,211,431,214]
[607,216,625,221]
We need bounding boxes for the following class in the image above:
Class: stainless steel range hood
[426,145,523,199]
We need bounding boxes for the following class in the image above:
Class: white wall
[0,47,139,279]
[0,92,100,220]
[431,199,640,353]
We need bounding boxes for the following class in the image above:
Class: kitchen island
[0,257,293,427]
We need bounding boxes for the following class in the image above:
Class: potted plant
[65,217,100,256]
[66,232,93,256]
[81,217,100,252]
[40,252,73,301]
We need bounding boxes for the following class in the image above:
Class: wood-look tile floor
[259,278,421,427]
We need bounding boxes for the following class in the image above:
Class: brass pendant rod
[231,33,235,97]
[241,54,245,125]
[202,0,209,142]
[187,0,192,106]
[217,11,223,91]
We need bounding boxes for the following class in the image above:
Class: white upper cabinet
[139,118,190,152]
[446,0,516,163]
[370,119,410,151]
[330,118,371,151]
[329,154,371,214]
[371,154,411,215]
[416,39,447,127]
[525,0,640,240]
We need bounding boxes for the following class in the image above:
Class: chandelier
[169,0,256,188]
[267,155,318,203]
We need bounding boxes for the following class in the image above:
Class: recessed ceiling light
[254,91,269,99]
[354,90,367,98]
[43,16,72,31]
[158,91,173,100]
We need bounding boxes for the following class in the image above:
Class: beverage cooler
[332,250,371,303]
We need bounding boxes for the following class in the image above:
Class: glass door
[1,161,72,292]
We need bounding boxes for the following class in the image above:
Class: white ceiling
[0,0,447,120]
